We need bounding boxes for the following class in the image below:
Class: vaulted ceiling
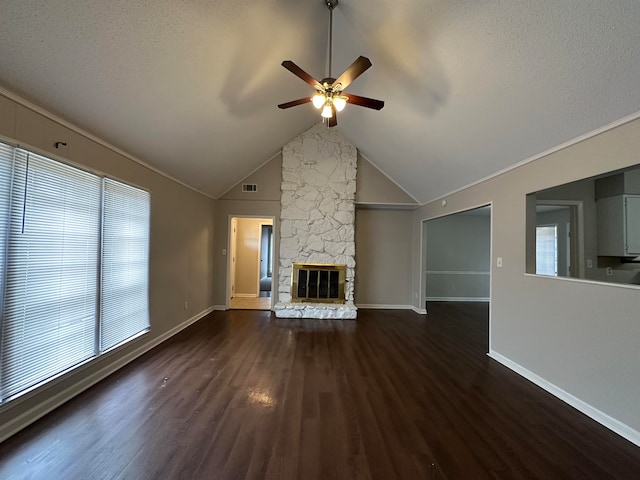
[1,1,640,203]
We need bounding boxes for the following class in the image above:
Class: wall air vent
[242,183,258,192]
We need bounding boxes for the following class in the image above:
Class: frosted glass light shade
[321,104,333,118]
[333,96,347,112]
[312,93,325,109]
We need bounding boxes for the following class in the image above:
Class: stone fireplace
[274,124,357,319]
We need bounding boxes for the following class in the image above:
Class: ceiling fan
[278,0,384,127]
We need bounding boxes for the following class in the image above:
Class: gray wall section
[0,93,216,440]
[412,117,640,436]
[220,153,283,201]
[355,155,418,205]
[425,213,490,300]
[354,208,413,306]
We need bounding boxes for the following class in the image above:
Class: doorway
[259,223,273,297]
[533,200,583,278]
[422,205,492,351]
[228,216,274,310]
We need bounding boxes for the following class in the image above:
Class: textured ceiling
[1,0,640,203]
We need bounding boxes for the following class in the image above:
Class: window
[536,224,558,276]
[0,144,150,402]
[101,179,150,351]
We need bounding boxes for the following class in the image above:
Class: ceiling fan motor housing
[321,78,338,90]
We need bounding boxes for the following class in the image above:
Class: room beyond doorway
[422,204,492,351]
[228,216,274,310]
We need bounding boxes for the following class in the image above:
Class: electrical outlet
[222,249,227,255]
[587,259,593,268]
[496,257,503,268]
[606,267,613,276]
[184,301,189,310]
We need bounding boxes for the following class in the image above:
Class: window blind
[1,150,101,399]
[0,141,151,402]
[100,179,150,351]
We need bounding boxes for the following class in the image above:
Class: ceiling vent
[242,183,258,192]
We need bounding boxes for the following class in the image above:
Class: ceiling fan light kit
[278,0,384,127]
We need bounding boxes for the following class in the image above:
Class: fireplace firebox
[292,263,346,303]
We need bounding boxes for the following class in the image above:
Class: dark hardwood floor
[0,303,639,479]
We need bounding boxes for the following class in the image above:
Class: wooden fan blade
[345,93,385,110]
[278,97,312,109]
[281,61,322,89]
[333,56,372,90]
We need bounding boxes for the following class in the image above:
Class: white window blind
[1,150,101,399]
[0,142,151,402]
[100,179,150,351]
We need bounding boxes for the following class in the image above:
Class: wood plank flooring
[229,296,272,310]
[0,303,639,479]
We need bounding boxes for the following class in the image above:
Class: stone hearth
[274,124,357,319]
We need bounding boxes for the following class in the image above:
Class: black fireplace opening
[292,263,345,303]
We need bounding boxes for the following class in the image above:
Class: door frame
[228,217,238,304]
[535,200,584,278]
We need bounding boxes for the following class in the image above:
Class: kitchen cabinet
[596,194,640,256]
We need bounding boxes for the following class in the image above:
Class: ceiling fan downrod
[326,0,338,80]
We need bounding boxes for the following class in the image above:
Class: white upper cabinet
[597,194,640,256]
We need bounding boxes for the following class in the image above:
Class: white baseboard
[427,296,490,302]
[355,304,427,315]
[233,293,257,298]
[0,306,216,443]
[356,304,414,310]
[213,304,227,311]
[488,350,640,448]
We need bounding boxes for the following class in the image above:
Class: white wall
[412,116,640,444]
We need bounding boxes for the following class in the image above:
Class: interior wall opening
[228,216,274,310]
[422,204,492,351]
